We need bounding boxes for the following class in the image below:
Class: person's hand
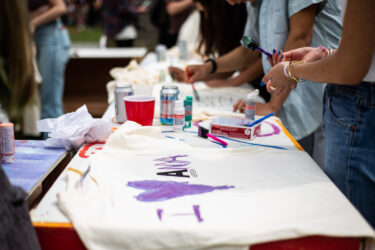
[186,63,211,83]
[205,78,235,88]
[262,62,297,95]
[284,47,325,63]
[268,49,286,67]
[168,66,188,82]
[233,99,246,113]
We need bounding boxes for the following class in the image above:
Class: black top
[0,164,40,250]
[28,0,48,11]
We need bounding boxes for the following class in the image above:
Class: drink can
[178,40,188,60]
[115,84,134,123]
[160,85,179,125]
[155,44,167,62]
[0,123,15,163]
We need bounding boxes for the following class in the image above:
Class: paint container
[178,40,189,60]
[245,89,259,122]
[173,101,185,132]
[160,85,179,125]
[0,123,15,163]
[115,84,134,123]
[184,96,193,128]
[155,44,167,62]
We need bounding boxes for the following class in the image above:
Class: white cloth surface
[57,121,375,250]
[37,105,111,150]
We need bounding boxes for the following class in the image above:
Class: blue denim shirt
[244,0,342,140]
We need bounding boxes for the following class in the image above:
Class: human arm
[29,0,66,33]
[205,58,263,88]
[168,66,233,83]
[166,0,193,16]
[264,0,375,94]
[187,46,260,83]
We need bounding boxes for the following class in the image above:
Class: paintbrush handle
[257,47,273,58]
[247,112,275,127]
[207,133,228,147]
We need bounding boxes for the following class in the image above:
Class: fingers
[168,66,184,82]
[187,65,203,84]
[233,99,246,113]
[269,49,284,66]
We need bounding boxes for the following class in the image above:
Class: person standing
[262,0,375,228]
[0,0,42,249]
[102,0,147,47]
[29,0,71,120]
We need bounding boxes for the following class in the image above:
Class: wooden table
[64,48,147,117]
[2,140,70,208]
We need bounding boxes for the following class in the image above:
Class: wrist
[204,58,217,74]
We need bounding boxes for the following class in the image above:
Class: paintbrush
[241,36,273,58]
[246,112,275,127]
[193,122,227,147]
[186,67,200,102]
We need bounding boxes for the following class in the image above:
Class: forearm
[215,46,260,73]
[30,1,66,27]
[294,51,368,84]
[166,0,192,16]
[230,59,263,86]
[203,72,234,81]
[292,0,375,85]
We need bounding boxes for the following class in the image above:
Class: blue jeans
[34,20,70,119]
[323,82,375,228]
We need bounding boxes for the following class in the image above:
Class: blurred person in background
[101,0,148,47]
[164,0,194,48]
[29,0,71,120]
[0,0,42,248]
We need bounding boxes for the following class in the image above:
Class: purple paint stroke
[157,209,163,221]
[157,205,203,222]
[256,121,280,137]
[127,180,234,202]
[154,155,191,169]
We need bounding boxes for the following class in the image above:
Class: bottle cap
[247,89,259,99]
[186,96,193,100]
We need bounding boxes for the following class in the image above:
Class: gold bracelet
[288,61,304,82]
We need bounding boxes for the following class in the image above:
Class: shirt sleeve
[288,0,327,19]
[243,2,260,43]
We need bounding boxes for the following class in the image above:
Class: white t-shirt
[342,0,375,82]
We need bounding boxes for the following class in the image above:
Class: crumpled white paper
[37,105,111,150]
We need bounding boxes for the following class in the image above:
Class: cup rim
[124,95,155,102]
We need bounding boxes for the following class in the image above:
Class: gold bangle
[288,61,304,82]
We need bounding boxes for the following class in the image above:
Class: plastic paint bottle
[245,89,259,122]
[173,100,185,132]
[184,96,193,128]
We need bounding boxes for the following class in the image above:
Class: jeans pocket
[59,28,71,49]
[328,90,360,129]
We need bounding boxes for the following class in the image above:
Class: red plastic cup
[124,95,155,126]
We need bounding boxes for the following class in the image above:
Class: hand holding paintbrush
[186,67,201,102]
